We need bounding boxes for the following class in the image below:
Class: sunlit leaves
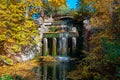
[0,0,66,56]
[57,5,70,15]
[0,1,39,53]
[0,55,13,65]
[48,0,66,7]
[0,35,6,41]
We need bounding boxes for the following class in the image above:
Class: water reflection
[32,62,76,80]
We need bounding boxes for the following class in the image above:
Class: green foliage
[101,38,120,61]
[116,66,120,78]
[0,55,13,65]
[43,52,48,56]
[14,75,24,80]
[71,0,120,80]
[101,38,120,78]
[0,74,24,80]
[0,74,13,80]
[68,37,120,79]
[76,0,95,15]
[49,27,57,32]
[57,5,70,15]
[0,1,39,54]
[44,33,59,38]
[68,49,117,80]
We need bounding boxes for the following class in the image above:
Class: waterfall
[56,32,70,62]
[58,34,62,56]
[59,32,68,57]
[62,37,67,56]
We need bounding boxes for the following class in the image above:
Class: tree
[0,0,40,54]
[43,0,67,16]
[57,5,70,15]
[0,0,67,55]
[67,0,120,79]
[48,0,66,7]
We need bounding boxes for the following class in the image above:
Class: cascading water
[56,32,70,62]
[58,32,68,56]
[58,34,63,56]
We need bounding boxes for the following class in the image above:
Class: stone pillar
[72,37,76,54]
[43,38,48,56]
[52,38,57,56]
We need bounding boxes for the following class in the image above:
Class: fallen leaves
[39,55,57,62]
[0,60,39,78]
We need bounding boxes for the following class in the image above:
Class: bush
[0,74,24,80]
[0,74,13,80]
[68,37,120,80]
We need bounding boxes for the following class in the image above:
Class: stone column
[52,38,57,56]
[72,37,76,54]
[43,38,48,56]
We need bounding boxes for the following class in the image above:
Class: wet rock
[55,56,70,62]
[39,56,57,62]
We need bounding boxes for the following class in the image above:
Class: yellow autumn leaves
[48,0,66,7]
[0,1,38,53]
[0,0,67,54]
[0,60,39,77]
[22,0,66,7]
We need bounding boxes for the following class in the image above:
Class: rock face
[0,16,56,64]
[14,17,51,62]
[19,35,42,62]
[1,35,43,63]
[38,24,49,35]
[14,43,42,62]
[14,17,53,62]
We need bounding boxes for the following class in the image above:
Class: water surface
[32,62,77,80]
